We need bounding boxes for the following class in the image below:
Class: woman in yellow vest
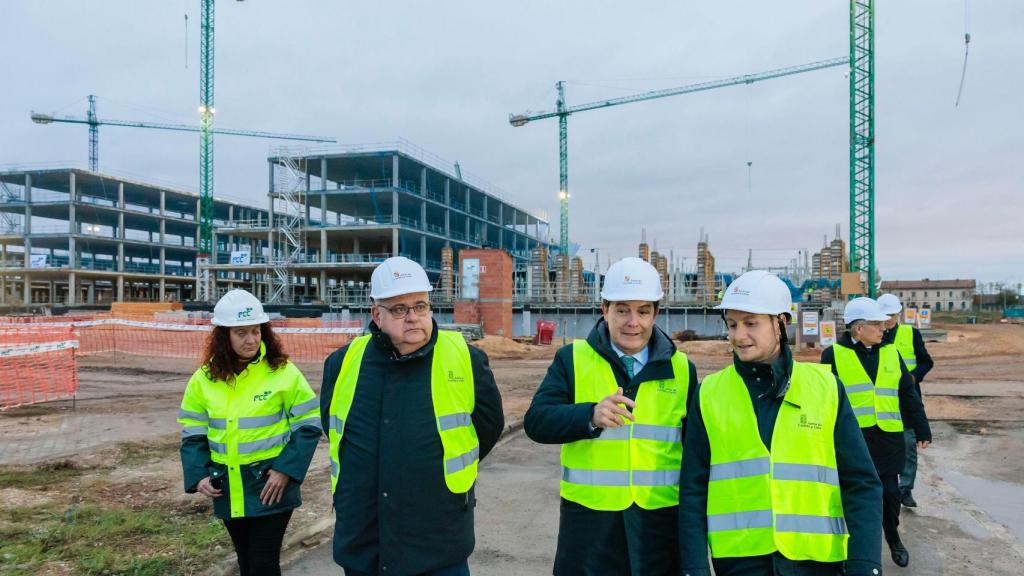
[679,271,883,576]
[525,257,698,576]
[178,289,321,576]
[820,297,931,568]
[877,293,934,509]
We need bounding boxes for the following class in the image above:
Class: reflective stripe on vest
[328,331,479,494]
[894,325,917,371]
[834,344,904,432]
[177,341,319,518]
[560,340,690,511]
[701,362,848,562]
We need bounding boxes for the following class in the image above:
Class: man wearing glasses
[320,256,504,576]
[820,297,931,569]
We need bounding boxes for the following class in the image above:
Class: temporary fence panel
[0,327,78,410]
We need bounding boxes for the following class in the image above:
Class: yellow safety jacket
[833,344,904,432]
[702,362,848,561]
[328,330,479,494]
[178,342,321,518]
[560,340,689,511]
[894,325,917,371]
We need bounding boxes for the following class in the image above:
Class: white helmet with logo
[843,297,890,324]
[715,270,793,318]
[600,257,664,302]
[877,293,903,315]
[212,289,270,327]
[371,256,433,300]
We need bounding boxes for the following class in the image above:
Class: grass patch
[0,460,84,489]
[0,502,227,576]
[114,438,180,467]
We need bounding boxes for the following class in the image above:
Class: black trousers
[553,501,679,576]
[223,509,293,576]
[880,474,902,545]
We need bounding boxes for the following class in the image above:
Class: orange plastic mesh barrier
[0,327,78,410]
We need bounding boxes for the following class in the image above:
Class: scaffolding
[267,154,307,304]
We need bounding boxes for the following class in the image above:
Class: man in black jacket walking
[524,257,698,576]
[320,257,504,576]
[877,294,934,508]
[821,297,932,568]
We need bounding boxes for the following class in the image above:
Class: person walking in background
[877,293,934,508]
[821,297,932,568]
[525,257,698,576]
[679,271,882,576]
[320,256,504,576]
[178,289,321,576]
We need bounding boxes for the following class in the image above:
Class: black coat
[821,332,932,476]
[524,319,698,576]
[318,321,504,576]
[678,345,883,576]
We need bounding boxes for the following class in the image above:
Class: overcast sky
[2,1,1021,285]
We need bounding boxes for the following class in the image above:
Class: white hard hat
[843,297,890,324]
[601,257,664,302]
[877,293,903,315]
[715,270,793,318]
[212,289,270,327]
[370,256,433,300]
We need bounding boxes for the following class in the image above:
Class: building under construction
[0,142,555,307]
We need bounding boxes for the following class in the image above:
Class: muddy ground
[1,323,1022,574]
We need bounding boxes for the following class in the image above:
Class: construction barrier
[0,316,362,409]
[0,327,78,410]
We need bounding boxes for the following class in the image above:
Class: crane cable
[955,0,971,107]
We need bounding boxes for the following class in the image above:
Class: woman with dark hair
[178,289,321,576]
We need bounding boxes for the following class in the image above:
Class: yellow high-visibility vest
[833,344,904,432]
[178,342,320,518]
[894,325,917,371]
[702,362,848,562]
[328,330,479,494]
[560,340,689,511]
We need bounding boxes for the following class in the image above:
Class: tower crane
[849,0,875,296]
[30,95,336,172]
[509,56,849,257]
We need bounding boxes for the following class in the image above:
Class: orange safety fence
[0,326,78,410]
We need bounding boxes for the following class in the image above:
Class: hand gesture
[591,387,636,429]
[196,476,222,498]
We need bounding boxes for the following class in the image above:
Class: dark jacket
[678,344,883,576]
[524,319,698,576]
[820,332,932,475]
[180,353,321,520]
[883,324,934,390]
[318,320,504,576]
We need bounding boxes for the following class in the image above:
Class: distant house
[879,278,976,312]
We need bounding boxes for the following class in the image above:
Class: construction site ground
[1,324,1023,575]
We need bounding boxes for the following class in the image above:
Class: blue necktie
[622,356,636,378]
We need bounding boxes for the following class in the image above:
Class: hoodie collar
[733,342,793,399]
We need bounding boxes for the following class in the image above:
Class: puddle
[939,466,1024,543]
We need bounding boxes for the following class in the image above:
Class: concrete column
[87,281,94,304]
[421,201,427,230]
[444,179,451,239]
[320,229,327,262]
[159,278,165,301]
[353,236,360,254]
[159,190,165,215]
[498,203,504,249]
[320,193,327,228]
[67,271,77,305]
[49,281,55,304]
[392,189,399,224]
[392,228,399,256]
[117,275,124,302]
[420,235,426,266]
[267,189,276,260]
[68,172,77,235]
[392,154,400,187]
[118,242,124,272]
[321,157,328,189]
[22,273,31,304]
[319,269,327,300]
[420,167,427,196]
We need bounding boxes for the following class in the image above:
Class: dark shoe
[901,491,918,508]
[890,541,910,567]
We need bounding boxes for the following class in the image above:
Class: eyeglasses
[377,302,431,319]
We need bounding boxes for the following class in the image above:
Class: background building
[879,278,977,312]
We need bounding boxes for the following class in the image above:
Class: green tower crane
[510,57,849,257]
[30,96,336,171]
[197,0,216,301]
[849,0,876,296]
